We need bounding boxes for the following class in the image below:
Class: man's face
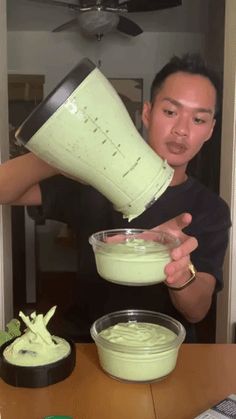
[142,72,216,169]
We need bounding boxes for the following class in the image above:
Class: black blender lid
[16,57,96,145]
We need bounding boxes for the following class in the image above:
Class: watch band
[165,263,196,291]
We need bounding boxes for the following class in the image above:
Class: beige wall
[7,31,205,100]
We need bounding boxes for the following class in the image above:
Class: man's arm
[168,271,216,323]
[0,152,58,205]
[153,213,216,323]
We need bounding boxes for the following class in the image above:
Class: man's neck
[170,166,188,186]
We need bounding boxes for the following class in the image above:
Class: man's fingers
[165,255,190,277]
[175,212,192,229]
[154,212,192,233]
[171,236,198,261]
[106,234,126,243]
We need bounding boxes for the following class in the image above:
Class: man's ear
[142,101,152,129]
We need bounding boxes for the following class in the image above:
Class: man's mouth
[166,142,187,155]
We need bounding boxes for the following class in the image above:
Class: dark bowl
[0,338,76,388]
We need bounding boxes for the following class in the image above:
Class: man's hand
[153,213,198,287]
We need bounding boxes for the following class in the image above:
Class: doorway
[2,1,235,344]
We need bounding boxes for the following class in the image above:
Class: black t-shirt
[30,175,231,341]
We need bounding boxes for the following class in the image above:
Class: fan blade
[52,18,78,32]
[28,0,79,8]
[121,0,182,13]
[117,15,142,36]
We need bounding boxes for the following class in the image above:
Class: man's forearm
[0,152,58,204]
[168,272,216,323]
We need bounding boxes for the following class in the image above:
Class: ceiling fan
[28,0,182,40]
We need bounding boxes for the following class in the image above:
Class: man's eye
[194,117,206,124]
[163,109,176,116]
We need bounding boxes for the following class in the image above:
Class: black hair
[150,53,221,115]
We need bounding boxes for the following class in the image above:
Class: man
[0,53,231,342]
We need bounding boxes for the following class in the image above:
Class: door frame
[216,0,236,342]
[0,0,13,328]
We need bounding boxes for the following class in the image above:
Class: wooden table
[0,344,236,419]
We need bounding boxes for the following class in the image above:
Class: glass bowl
[90,309,186,383]
[89,228,180,286]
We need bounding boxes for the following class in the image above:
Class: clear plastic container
[91,310,186,383]
[89,228,180,286]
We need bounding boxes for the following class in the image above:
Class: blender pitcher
[16,58,173,220]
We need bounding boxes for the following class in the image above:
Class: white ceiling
[7,0,209,33]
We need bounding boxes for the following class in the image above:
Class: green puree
[3,307,70,367]
[94,238,171,285]
[97,322,179,382]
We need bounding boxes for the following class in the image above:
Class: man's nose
[172,116,189,137]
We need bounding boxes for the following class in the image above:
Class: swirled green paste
[95,238,171,285]
[96,321,179,382]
